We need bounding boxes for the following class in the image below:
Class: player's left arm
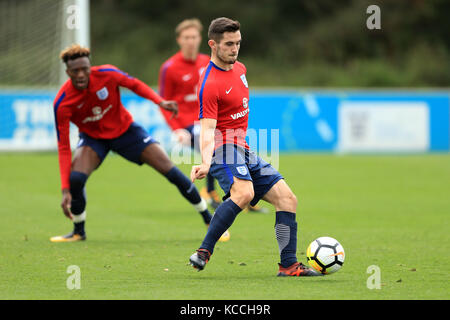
[111,68,178,117]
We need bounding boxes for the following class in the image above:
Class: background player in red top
[188,18,321,276]
[159,18,267,214]
[50,44,213,242]
[158,19,222,209]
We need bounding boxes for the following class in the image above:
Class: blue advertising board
[0,89,448,153]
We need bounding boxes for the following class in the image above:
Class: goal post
[0,0,90,151]
[59,0,91,85]
[0,0,90,88]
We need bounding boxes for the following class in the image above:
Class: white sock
[193,198,208,212]
[72,211,86,223]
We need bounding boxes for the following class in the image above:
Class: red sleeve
[158,61,176,100]
[54,92,72,190]
[198,77,218,120]
[158,61,180,130]
[107,67,164,105]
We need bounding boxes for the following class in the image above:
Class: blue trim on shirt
[53,91,66,142]
[159,61,172,97]
[210,61,226,71]
[199,62,214,119]
[98,68,134,79]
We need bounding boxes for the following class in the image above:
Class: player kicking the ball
[50,44,213,242]
[159,18,268,215]
[188,18,321,276]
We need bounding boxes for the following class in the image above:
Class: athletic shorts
[77,122,158,165]
[209,144,283,206]
[185,124,201,152]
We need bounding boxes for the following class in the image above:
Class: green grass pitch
[0,152,448,299]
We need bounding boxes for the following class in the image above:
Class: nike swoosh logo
[329,251,344,257]
[187,183,195,194]
[182,74,192,81]
[143,136,152,143]
[226,87,233,94]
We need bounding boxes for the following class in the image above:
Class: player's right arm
[191,72,218,182]
[191,118,217,182]
[158,61,176,103]
[158,61,182,130]
[54,94,73,220]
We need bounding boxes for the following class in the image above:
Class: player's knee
[244,188,255,204]
[69,171,88,194]
[231,185,254,208]
[288,192,298,209]
[277,191,298,212]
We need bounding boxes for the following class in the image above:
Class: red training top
[53,64,164,190]
[197,60,250,150]
[158,51,210,130]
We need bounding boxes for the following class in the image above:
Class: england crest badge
[236,165,248,176]
[96,87,109,100]
[240,74,248,88]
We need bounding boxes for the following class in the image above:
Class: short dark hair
[60,44,90,64]
[208,17,240,43]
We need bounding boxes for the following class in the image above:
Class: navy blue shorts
[77,122,157,165]
[185,124,201,152]
[209,144,283,206]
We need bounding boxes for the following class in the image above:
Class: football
[306,237,345,274]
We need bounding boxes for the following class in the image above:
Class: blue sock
[165,166,212,223]
[275,211,298,268]
[200,199,242,254]
[69,171,88,235]
[165,166,202,204]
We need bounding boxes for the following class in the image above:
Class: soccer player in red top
[50,44,212,242]
[188,18,321,276]
[159,18,267,215]
[158,19,222,208]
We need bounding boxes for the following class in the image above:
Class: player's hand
[61,189,73,220]
[159,100,178,119]
[190,163,211,182]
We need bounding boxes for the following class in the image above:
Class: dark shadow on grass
[178,272,350,283]
[77,238,203,246]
